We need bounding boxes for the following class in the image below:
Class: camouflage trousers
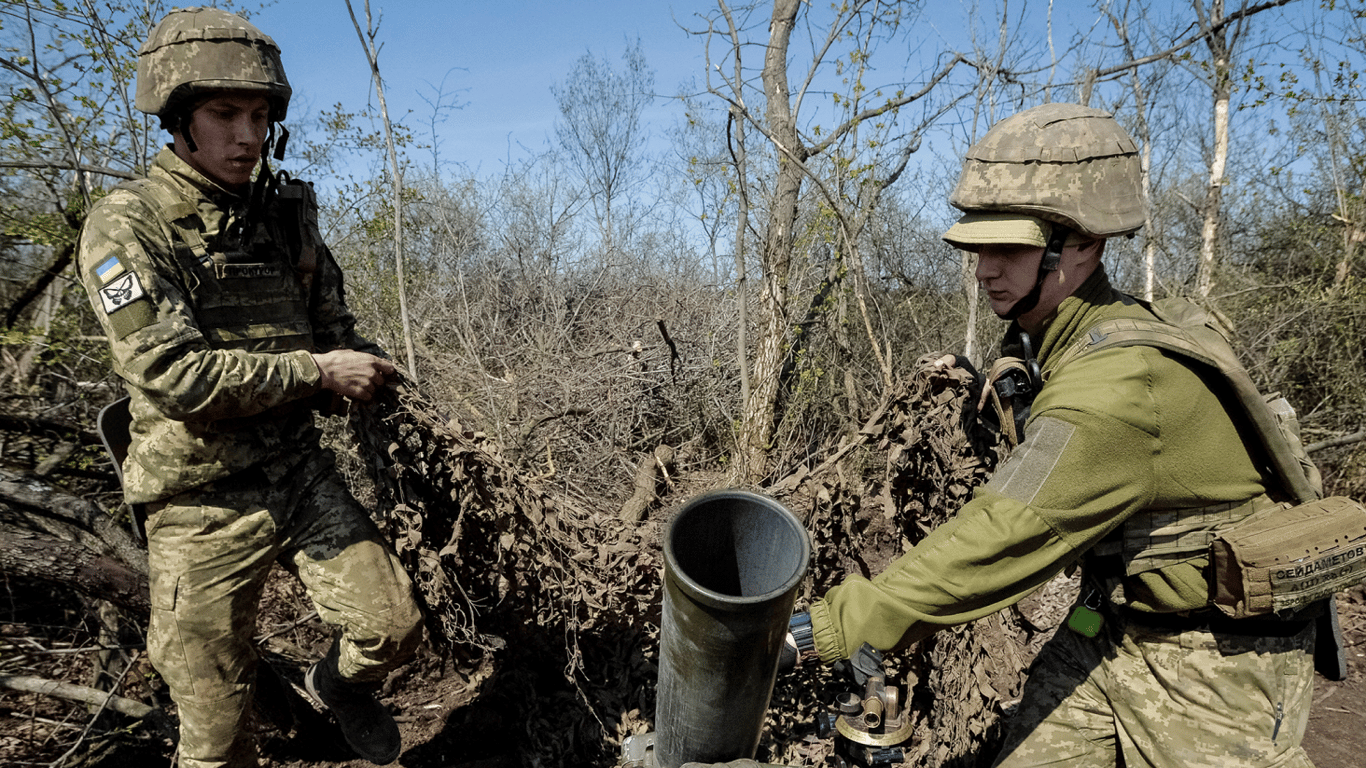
[993,610,1316,768]
[144,446,423,768]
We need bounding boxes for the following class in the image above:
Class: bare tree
[0,1,157,329]
[1191,0,1237,297]
[344,0,419,382]
[1072,0,1301,296]
[1103,0,1175,300]
[696,0,965,481]
[552,41,655,260]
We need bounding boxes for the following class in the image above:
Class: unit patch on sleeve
[98,271,146,314]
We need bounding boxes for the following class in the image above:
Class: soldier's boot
[304,639,401,765]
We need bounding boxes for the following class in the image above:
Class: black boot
[305,639,401,765]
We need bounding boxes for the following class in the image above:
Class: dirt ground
[284,586,1366,768]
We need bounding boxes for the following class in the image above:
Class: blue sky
[255,1,708,175]
[240,0,1333,187]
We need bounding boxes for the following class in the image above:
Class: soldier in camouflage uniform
[781,103,1320,767]
[76,8,422,767]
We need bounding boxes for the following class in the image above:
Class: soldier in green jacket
[783,104,1319,767]
[77,8,422,767]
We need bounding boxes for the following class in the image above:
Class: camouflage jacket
[808,267,1270,661]
[78,147,379,503]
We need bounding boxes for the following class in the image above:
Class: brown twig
[48,651,154,766]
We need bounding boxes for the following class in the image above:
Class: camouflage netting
[347,354,1066,768]
[348,380,663,765]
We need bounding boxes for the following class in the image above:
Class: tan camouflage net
[348,378,660,648]
[348,357,1055,767]
[347,378,663,765]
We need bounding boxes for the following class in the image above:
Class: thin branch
[48,652,145,766]
[343,0,418,384]
[0,672,158,722]
[1090,0,1300,81]
[1307,430,1366,454]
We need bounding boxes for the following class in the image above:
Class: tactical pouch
[1210,496,1366,618]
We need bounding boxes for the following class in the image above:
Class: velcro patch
[216,262,284,279]
[986,415,1076,505]
[98,272,146,314]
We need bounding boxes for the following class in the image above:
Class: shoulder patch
[97,272,146,315]
[94,256,126,282]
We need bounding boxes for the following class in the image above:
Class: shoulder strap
[1050,299,1321,504]
[118,177,212,266]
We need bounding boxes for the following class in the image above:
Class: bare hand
[311,350,395,402]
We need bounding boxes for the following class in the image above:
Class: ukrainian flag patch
[94,256,125,282]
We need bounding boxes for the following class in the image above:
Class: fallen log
[0,673,155,719]
[619,444,676,521]
[0,524,149,616]
[0,672,174,740]
[0,469,146,577]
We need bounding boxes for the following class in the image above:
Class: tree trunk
[618,444,677,522]
[1195,0,1231,298]
[729,109,753,454]
[4,241,74,330]
[736,0,803,483]
[0,471,146,576]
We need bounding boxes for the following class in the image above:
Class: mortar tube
[654,489,811,768]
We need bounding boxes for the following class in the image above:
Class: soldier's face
[174,92,270,191]
[975,239,1105,332]
[975,242,1046,319]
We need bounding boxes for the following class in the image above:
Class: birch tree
[1187,0,1301,296]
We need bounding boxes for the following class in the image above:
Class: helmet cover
[135,6,290,121]
[949,103,1143,239]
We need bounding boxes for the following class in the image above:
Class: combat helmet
[942,103,1143,321]
[948,103,1143,240]
[135,6,291,123]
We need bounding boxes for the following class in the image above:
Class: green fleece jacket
[808,267,1268,662]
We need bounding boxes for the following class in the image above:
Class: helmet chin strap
[245,122,287,220]
[1002,225,1070,321]
[178,112,198,153]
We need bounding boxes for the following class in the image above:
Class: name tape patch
[216,262,284,280]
